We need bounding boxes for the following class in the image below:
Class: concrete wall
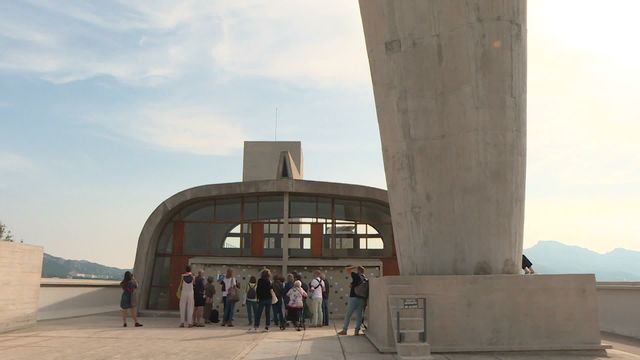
[597,282,640,339]
[367,274,602,353]
[243,141,303,181]
[360,0,527,275]
[0,242,43,333]
[38,279,121,320]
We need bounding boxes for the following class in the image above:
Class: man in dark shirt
[338,265,366,336]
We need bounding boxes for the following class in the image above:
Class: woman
[204,276,216,324]
[222,268,238,327]
[253,268,273,332]
[283,273,295,325]
[294,272,311,321]
[193,270,206,327]
[286,280,308,331]
[272,274,285,330]
[120,271,142,327]
[179,265,195,328]
[245,276,258,326]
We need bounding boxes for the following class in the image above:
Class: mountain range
[41,240,640,281]
[524,240,640,281]
[42,253,130,280]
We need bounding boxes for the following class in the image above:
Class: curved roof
[133,179,388,309]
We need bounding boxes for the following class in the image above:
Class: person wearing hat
[338,265,367,336]
[204,275,216,324]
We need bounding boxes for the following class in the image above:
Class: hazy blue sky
[1,1,638,268]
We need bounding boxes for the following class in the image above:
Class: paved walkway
[1,314,639,360]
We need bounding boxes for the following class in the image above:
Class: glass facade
[148,192,393,309]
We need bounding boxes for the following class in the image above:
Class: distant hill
[524,241,640,281]
[42,253,130,280]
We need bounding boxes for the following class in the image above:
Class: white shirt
[309,278,324,299]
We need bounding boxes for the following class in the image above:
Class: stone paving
[0,314,639,360]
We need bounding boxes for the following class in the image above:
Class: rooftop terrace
[1,314,639,360]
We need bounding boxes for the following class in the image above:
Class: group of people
[120,265,370,336]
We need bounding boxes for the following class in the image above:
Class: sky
[1,0,639,269]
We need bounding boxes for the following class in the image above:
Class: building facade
[133,142,399,315]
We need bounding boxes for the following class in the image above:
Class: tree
[0,221,14,242]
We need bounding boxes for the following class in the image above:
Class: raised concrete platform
[0,314,638,360]
[367,275,604,353]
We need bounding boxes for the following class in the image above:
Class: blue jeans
[246,301,257,325]
[322,298,329,325]
[342,297,365,332]
[254,299,271,328]
[223,297,236,322]
[272,300,284,327]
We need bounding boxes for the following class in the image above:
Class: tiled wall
[191,263,380,319]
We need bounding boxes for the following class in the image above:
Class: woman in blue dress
[120,271,142,327]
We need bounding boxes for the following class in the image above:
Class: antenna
[274,107,278,141]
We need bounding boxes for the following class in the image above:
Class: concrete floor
[0,314,639,360]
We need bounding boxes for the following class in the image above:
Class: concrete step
[397,317,424,330]
[396,342,431,358]
[398,331,427,343]
[390,308,424,317]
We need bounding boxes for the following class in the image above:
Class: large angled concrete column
[360,0,526,275]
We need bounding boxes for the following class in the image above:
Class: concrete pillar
[360,0,526,275]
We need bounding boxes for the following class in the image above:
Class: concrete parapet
[597,282,640,339]
[366,274,604,353]
[0,242,43,333]
[38,279,121,320]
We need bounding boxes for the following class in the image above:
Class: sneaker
[354,329,361,336]
[179,324,185,328]
[337,330,347,335]
[264,327,269,332]
[296,327,301,332]
[123,323,127,327]
[134,323,143,327]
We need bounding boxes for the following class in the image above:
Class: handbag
[227,279,240,303]
[176,281,183,300]
[270,289,278,305]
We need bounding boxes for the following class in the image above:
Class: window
[244,197,258,220]
[182,202,215,221]
[259,195,284,220]
[290,195,316,218]
[215,198,241,222]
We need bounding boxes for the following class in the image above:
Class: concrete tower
[360,0,526,275]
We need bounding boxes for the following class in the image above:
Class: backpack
[309,278,324,298]
[353,275,369,299]
[210,309,220,323]
[247,284,257,300]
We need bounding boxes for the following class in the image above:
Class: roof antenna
[274,107,278,141]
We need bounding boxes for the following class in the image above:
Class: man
[320,272,330,326]
[309,270,325,327]
[338,265,366,336]
[522,254,535,274]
